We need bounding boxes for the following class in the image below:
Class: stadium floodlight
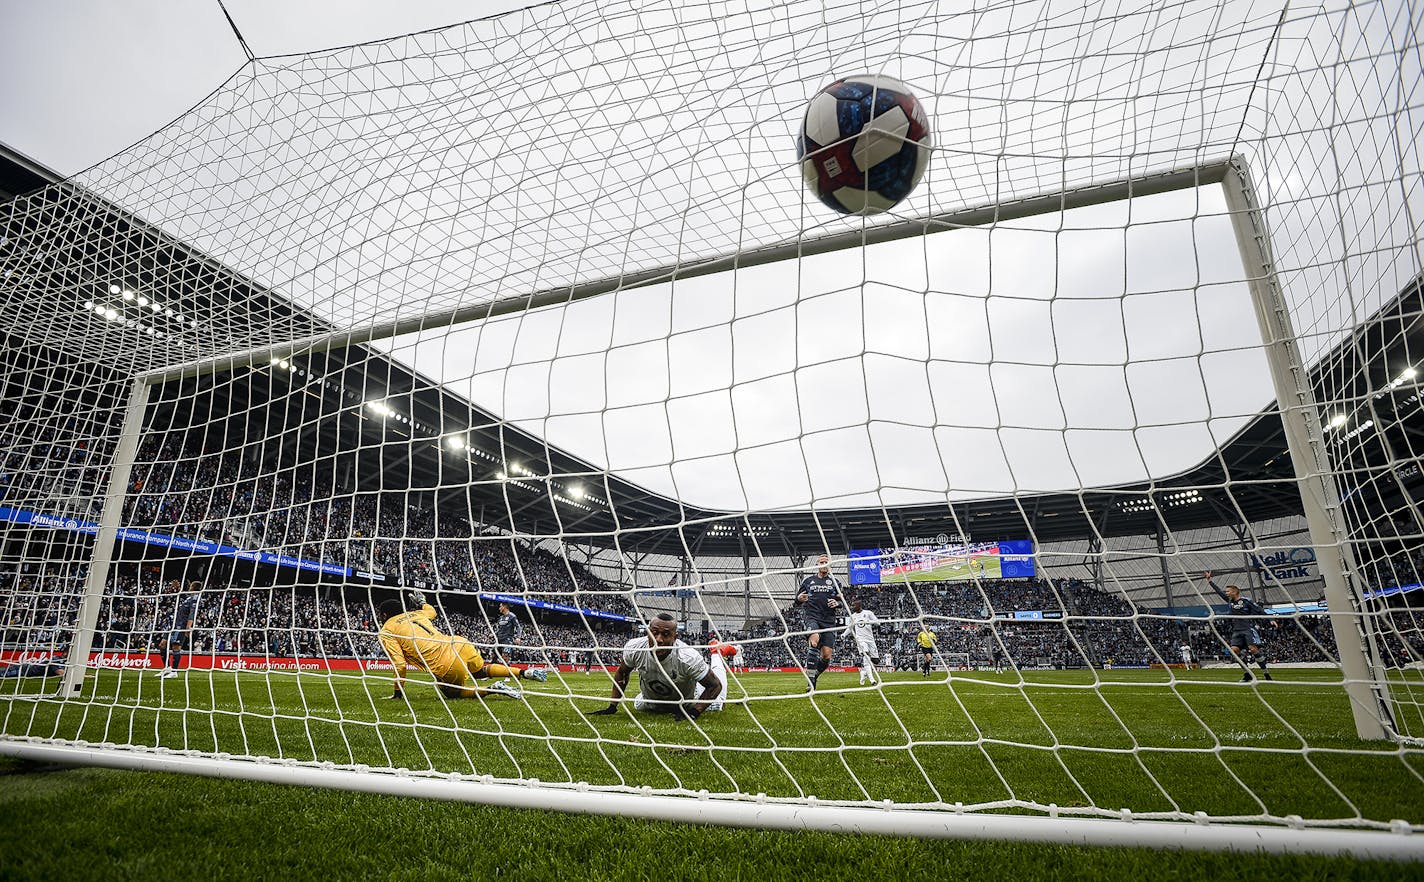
[108,283,120,294]
[3,0,1422,862]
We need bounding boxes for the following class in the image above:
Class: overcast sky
[3,1,1407,519]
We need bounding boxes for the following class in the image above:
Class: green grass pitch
[2,667,1423,878]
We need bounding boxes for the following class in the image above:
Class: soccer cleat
[1262,672,1274,681]
[486,681,523,699]
[520,667,548,682]
[806,673,819,692]
[160,669,179,680]
[1239,674,1255,683]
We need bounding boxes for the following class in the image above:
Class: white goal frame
[9,156,1418,859]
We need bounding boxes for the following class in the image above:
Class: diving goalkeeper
[378,592,547,700]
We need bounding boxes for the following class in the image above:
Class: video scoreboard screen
[847,540,1035,585]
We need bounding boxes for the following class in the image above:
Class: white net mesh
[2,0,1423,850]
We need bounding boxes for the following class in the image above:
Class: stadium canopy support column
[1221,158,1393,740]
[1156,529,1174,611]
[58,378,152,697]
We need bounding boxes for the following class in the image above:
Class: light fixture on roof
[82,300,93,310]
[278,360,290,369]
[1329,414,1348,428]
[496,471,506,480]
[446,435,466,450]
[122,291,135,301]
[136,296,148,307]
[1402,367,1417,381]
[151,302,162,313]
[108,284,120,295]
[103,307,118,320]
[164,307,174,316]
[568,483,585,499]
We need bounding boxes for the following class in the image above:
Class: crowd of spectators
[118,436,635,618]
[7,558,1424,675]
[5,432,1424,675]
[706,577,1361,671]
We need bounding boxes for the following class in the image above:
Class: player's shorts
[434,637,485,686]
[1229,628,1262,650]
[855,639,879,657]
[495,643,515,660]
[167,630,189,649]
[808,622,839,649]
[918,642,936,653]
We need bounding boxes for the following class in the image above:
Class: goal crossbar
[141,158,1236,386]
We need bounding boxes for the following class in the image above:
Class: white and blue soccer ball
[796,75,932,216]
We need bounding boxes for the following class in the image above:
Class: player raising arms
[795,553,845,691]
[590,614,722,719]
[847,599,881,685]
[378,592,547,701]
[1204,571,1274,683]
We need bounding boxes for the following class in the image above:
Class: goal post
[1219,159,1395,741]
[57,379,150,697]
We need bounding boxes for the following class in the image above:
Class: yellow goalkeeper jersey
[916,629,938,649]
[379,604,464,678]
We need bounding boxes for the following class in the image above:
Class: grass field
[3,667,1424,878]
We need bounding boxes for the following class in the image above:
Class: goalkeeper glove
[588,704,619,716]
[406,589,426,608]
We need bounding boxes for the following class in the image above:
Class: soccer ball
[796,75,932,216]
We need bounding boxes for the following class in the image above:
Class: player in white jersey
[1179,642,1194,668]
[589,614,723,719]
[848,599,881,685]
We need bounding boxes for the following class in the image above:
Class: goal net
[2,0,1423,858]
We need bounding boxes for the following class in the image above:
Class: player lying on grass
[588,613,722,720]
[1204,571,1275,683]
[378,592,547,700]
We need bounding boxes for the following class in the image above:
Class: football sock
[171,651,182,671]
[158,646,169,668]
[816,656,829,674]
[484,663,517,679]
[805,651,820,671]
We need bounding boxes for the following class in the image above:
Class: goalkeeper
[378,592,547,700]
